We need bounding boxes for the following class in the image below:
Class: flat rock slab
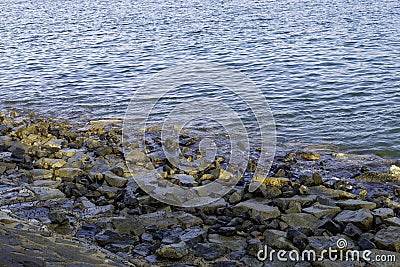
[208,234,247,251]
[335,199,377,210]
[281,213,319,229]
[232,198,280,220]
[334,209,373,230]
[302,203,342,218]
[374,226,400,252]
[372,208,395,219]
[0,226,129,266]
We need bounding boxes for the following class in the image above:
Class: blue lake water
[1,0,400,157]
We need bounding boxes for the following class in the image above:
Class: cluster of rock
[0,110,400,266]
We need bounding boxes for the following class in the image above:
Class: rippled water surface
[1,0,400,157]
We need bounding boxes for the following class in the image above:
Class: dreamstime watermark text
[257,238,397,263]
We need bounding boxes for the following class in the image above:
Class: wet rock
[335,199,377,210]
[232,199,280,220]
[334,209,373,230]
[103,171,127,188]
[302,203,341,218]
[156,241,189,259]
[374,226,400,252]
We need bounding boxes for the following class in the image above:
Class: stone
[156,241,189,259]
[281,213,319,229]
[95,230,124,247]
[247,238,262,257]
[358,237,376,250]
[298,151,321,161]
[232,199,280,220]
[372,208,394,219]
[175,212,203,227]
[273,195,317,210]
[335,199,376,210]
[308,186,356,200]
[48,211,68,224]
[263,229,287,246]
[180,227,206,247]
[30,169,53,180]
[0,226,126,266]
[316,218,341,235]
[374,226,400,252]
[194,243,227,260]
[343,223,362,239]
[173,174,198,187]
[302,203,341,218]
[334,209,373,230]
[55,168,84,182]
[384,217,400,227]
[300,173,323,186]
[81,205,114,218]
[103,171,127,188]
[29,186,66,200]
[254,177,290,188]
[208,234,247,251]
[260,186,282,199]
[356,172,399,183]
[228,189,243,204]
[133,243,152,257]
[44,139,65,150]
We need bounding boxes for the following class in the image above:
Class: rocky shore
[1,110,400,266]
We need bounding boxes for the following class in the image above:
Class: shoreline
[1,110,400,266]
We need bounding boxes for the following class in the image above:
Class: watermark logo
[257,238,397,263]
[123,61,276,207]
